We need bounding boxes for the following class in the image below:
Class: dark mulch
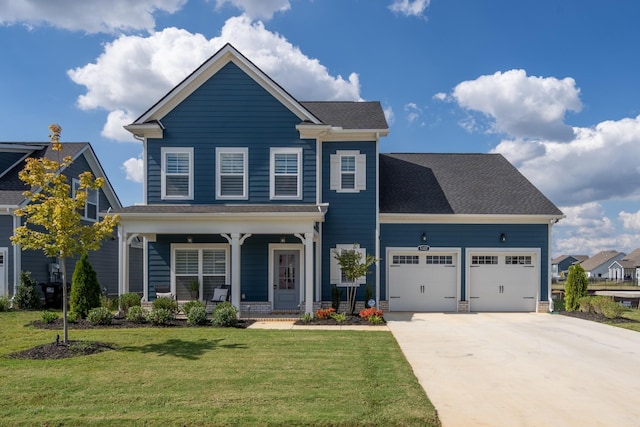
[293,315,386,326]
[28,317,255,330]
[560,310,640,324]
[8,340,115,360]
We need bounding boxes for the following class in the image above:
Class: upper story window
[330,150,366,192]
[72,178,99,221]
[270,147,302,200]
[161,147,193,200]
[216,147,248,200]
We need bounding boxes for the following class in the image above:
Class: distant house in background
[0,142,142,298]
[551,254,588,279]
[608,248,640,283]
[579,250,626,280]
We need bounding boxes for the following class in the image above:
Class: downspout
[12,212,20,296]
[375,132,381,308]
[547,219,556,312]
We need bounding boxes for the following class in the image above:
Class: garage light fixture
[500,233,506,243]
[187,236,193,244]
[421,232,427,243]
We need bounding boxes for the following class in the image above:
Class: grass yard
[610,307,640,332]
[0,311,439,426]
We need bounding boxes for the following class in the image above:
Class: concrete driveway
[386,312,640,427]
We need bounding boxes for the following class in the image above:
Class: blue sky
[1,0,640,258]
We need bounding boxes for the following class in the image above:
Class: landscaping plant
[331,284,342,312]
[0,296,10,312]
[187,306,208,325]
[125,306,147,323]
[181,300,205,316]
[14,271,41,310]
[119,292,141,313]
[564,264,588,311]
[41,310,60,324]
[147,308,175,325]
[70,253,101,319]
[211,301,238,327]
[332,245,377,314]
[152,296,178,313]
[87,306,114,325]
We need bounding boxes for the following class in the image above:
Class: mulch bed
[27,317,255,330]
[293,316,386,326]
[8,340,115,360]
[560,310,640,324]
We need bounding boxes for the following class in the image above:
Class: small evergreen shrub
[87,306,114,325]
[211,302,238,327]
[119,293,141,313]
[67,311,79,323]
[187,306,208,326]
[564,264,588,311]
[331,312,347,323]
[152,296,178,313]
[182,300,206,316]
[70,254,101,318]
[100,295,118,311]
[126,305,148,323]
[0,296,11,312]
[41,310,60,324]
[14,271,41,310]
[300,312,313,323]
[331,285,342,311]
[147,308,175,326]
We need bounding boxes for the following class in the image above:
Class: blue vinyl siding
[0,215,15,293]
[380,223,550,301]
[146,62,316,204]
[321,141,377,301]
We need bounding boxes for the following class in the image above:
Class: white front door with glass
[273,250,300,310]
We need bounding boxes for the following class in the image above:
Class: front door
[273,250,300,311]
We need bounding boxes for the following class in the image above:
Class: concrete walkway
[385,312,640,427]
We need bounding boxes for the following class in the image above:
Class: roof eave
[124,122,164,139]
[380,213,565,224]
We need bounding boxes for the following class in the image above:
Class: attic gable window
[161,147,193,200]
[270,147,302,200]
[330,150,366,192]
[72,178,99,221]
[216,147,248,200]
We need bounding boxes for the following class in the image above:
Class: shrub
[119,293,141,313]
[14,271,41,310]
[331,285,342,312]
[152,296,178,313]
[126,305,147,323]
[67,311,79,323]
[212,302,238,327]
[578,296,594,313]
[41,310,60,324]
[70,253,101,318]
[368,315,384,325]
[187,306,208,326]
[564,264,588,311]
[315,307,335,320]
[359,307,383,319]
[182,300,206,316]
[300,312,313,323]
[87,306,114,325]
[147,308,175,326]
[600,299,624,319]
[364,285,373,308]
[0,296,11,312]
[100,295,118,311]
[331,312,347,323]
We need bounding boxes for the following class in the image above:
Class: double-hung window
[173,244,228,301]
[216,147,248,200]
[270,147,302,199]
[161,147,193,200]
[72,178,99,221]
[330,150,366,192]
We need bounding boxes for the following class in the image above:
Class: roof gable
[580,250,625,271]
[379,153,563,216]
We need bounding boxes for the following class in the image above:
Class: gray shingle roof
[379,153,563,216]
[580,250,625,271]
[300,101,388,130]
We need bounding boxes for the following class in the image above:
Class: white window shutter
[357,247,367,284]
[330,154,339,190]
[355,153,366,191]
[329,248,341,284]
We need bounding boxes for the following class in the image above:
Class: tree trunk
[61,256,68,343]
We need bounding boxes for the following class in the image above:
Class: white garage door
[389,252,458,312]
[468,253,538,312]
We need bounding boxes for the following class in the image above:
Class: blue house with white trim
[116,44,563,314]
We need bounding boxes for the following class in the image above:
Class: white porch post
[117,227,124,306]
[304,232,314,314]
[230,233,241,311]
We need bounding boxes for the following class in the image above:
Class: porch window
[270,147,302,199]
[72,178,99,221]
[330,150,366,192]
[216,147,248,199]
[173,245,228,300]
[161,147,193,200]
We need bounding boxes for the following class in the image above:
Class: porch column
[230,233,241,311]
[304,232,314,314]
[117,227,125,303]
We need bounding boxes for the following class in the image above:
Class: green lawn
[609,307,640,332]
[0,311,439,426]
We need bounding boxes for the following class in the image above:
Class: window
[506,255,532,265]
[216,148,248,199]
[330,150,366,192]
[330,244,368,286]
[161,147,193,200]
[173,245,228,301]
[472,255,498,265]
[392,255,420,265]
[72,178,99,221]
[270,148,302,199]
[426,255,453,265]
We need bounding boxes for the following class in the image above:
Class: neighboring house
[0,142,141,298]
[115,43,564,314]
[551,255,589,279]
[608,248,640,282]
[580,250,626,280]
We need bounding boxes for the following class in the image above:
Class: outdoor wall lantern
[421,232,427,243]
[280,235,286,244]
[500,233,507,243]
[187,236,193,244]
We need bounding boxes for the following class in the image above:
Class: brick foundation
[457,300,469,312]
[537,300,550,313]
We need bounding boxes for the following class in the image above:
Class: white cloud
[452,69,582,141]
[389,0,431,17]
[432,92,447,101]
[619,210,640,231]
[122,157,144,183]
[68,16,362,142]
[384,106,395,126]
[0,0,186,33]
[404,102,424,125]
[494,115,640,206]
[215,0,290,20]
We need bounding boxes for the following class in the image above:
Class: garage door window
[392,255,419,264]
[472,255,498,265]
[506,255,532,265]
[426,255,453,265]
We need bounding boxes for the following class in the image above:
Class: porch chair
[155,285,175,300]
[207,286,229,313]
